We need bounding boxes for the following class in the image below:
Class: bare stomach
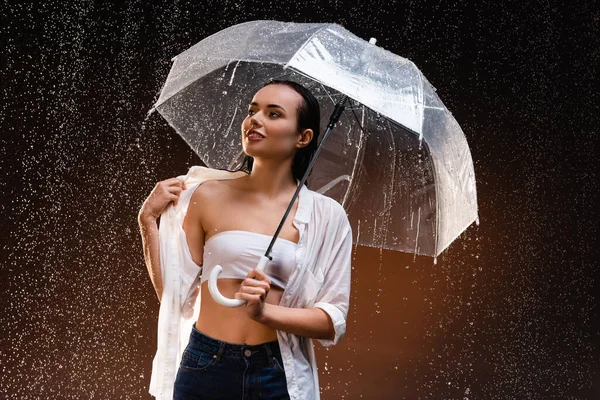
[195,279,284,345]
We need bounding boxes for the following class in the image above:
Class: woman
[138,80,352,400]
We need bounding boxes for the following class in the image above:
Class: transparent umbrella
[150,20,479,306]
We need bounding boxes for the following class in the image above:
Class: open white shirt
[148,166,353,400]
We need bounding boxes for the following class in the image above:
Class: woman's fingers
[140,177,188,219]
[241,280,269,291]
[239,274,270,300]
[165,177,187,190]
[243,277,270,290]
[234,292,262,302]
[161,180,185,194]
[239,286,268,297]
[164,183,183,203]
[169,193,180,206]
[246,269,271,286]
[158,178,187,206]
[238,270,271,320]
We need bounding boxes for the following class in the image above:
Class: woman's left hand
[235,269,271,320]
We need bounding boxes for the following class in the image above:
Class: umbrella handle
[207,255,271,308]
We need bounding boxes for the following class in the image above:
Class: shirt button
[244,349,252,357]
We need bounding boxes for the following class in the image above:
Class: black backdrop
[1,1,597,399]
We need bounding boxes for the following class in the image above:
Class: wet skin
[183,83,309,345]
[183,176,300,345]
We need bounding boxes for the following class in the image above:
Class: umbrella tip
[369,37,377,45]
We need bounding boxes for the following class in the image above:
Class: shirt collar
[293,181,313,225]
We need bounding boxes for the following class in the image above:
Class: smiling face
[241,83,310,161]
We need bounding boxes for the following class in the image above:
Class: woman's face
[241,84,305,160]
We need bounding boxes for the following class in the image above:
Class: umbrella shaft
[327,96,348,129]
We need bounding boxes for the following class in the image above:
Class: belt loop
[215,341,225,363]
[264,342,274,365]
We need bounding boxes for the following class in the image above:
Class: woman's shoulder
[306,187,348,222]
[189,178,231,203]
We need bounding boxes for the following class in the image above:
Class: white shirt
[148,166,353,400]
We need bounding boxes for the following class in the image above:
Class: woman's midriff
[195,279,284,344]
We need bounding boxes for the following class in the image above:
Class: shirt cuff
[313,302,346,347]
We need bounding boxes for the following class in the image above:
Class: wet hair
[233,79,321,186]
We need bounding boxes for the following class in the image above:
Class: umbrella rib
[317,81,337,106]
[413,206,421,258]
[223,106,238,139]
[383,118,397,247]
[342,103,368,209]
[228,60,242,85]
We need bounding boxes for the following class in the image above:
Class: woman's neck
[246,158,297,200]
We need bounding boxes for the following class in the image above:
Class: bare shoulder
[191,179,223,200]
[187,179,238,214]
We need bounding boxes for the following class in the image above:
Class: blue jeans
[173,322,290,400]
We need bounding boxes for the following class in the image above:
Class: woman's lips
[246,129,265,141]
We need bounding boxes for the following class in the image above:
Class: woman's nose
[249,114,262,127]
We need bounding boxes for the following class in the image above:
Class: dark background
[1,1,597,399]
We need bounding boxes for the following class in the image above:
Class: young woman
[138,80,352,399]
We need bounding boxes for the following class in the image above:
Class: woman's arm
[138,178,187,302]
[138,215,163,302]
[235,269,335,340]
[259,303,335,340]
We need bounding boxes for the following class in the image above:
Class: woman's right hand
[138,177,187,223]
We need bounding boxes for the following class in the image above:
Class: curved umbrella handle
[208,255,271,308]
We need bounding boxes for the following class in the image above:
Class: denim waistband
[189,322,282,363]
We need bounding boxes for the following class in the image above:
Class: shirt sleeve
[312,202,353,347]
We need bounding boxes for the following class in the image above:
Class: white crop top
[197,230,298,289]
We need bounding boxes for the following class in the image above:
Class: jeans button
[244,349,252,357]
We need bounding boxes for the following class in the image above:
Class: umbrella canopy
[150,20,478,261]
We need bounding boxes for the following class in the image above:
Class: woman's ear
[297,129,314,148]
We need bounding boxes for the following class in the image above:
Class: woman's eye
[246,109,279,118]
